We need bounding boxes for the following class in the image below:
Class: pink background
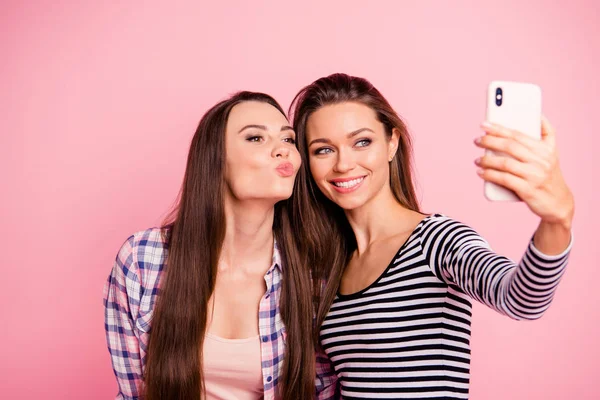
[1,1,598,399]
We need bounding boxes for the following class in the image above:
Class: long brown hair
[145,92,315,400]
[288,73,421,336]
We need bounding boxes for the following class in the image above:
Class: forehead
[227,101,288,131]
[307,102,380,138]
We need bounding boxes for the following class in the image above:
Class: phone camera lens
[495,87,503,106]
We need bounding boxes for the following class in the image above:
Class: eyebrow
[238,124,294,134]
[308,127,374,147]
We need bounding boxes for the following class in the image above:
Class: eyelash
[246,135,296,144]
[246,136,263,143]
[356,138,371,147]
[314,147,332,155]
[313,138,372,155]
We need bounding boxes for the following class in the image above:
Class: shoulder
[113,227,168,289]
[130,227,169,263]
[417,213,488,247]
[418,213,473,233]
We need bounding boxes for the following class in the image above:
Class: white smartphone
[484,80,542,201]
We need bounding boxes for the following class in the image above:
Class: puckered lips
[275,162,294,177]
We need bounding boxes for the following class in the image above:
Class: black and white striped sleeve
[419,215,571,320]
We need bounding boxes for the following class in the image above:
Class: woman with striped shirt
[289,73,573,399]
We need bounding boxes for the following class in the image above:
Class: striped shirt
[320,214,571,399]
[103,227,337,399]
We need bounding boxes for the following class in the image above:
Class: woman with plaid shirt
[104,92,338,400]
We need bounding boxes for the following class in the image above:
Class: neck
[344,185,412,254]
[220,195,276,272]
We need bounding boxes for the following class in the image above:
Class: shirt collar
[270,238,283,273]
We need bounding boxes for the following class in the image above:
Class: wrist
[544,193,574,231]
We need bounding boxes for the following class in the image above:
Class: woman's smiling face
[306,101,398,211]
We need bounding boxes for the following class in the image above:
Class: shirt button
[265,294,270,299]
[262,336,268,343]
[267,376,272,383]
[266,270,271,275]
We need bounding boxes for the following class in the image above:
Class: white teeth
[333,177,364,188]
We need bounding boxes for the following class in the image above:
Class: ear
[388,128,401,161]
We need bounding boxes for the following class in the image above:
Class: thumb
[541,115,556,147]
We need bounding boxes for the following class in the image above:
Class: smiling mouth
[330,176,366,189]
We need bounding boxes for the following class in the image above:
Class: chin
[327,194,367,211]
[270,188,294,202]
[233,187,293,203]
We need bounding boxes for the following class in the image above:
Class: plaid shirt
[104,227,338,400]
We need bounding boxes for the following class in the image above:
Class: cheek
[308,158,335,194]
[227,151,264,171]
[225,153,264,191]
[308,157,328,182]
[290,148,302,169]
[362,145,389,170]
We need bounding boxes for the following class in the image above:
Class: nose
[272,144,290,159]
[333,149,355,173]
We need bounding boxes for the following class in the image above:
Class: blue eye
[355,138,371,147]
[314,147,333,155]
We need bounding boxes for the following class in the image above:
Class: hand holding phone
[483,81,542,201]
[474,83,574,230]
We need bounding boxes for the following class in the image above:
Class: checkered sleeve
[315,347,339,399]
[314,278,339,399]
[103,235,144,399]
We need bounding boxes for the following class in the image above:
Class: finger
[541,115,556,147]
[475,155,534,180]
[474,135,543,164]
[476,168,530,198]
[481,121,541,152]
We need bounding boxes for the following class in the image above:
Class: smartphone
[484,81,542,201]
